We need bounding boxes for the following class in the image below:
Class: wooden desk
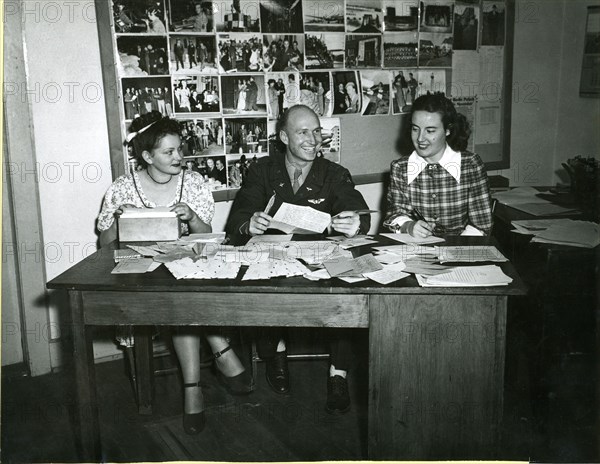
[47,236,526,461]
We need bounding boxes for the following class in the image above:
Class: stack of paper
[492,187,551,205]
[511,218,574,234]
[326,235,377,249]
[112,258,161,274]
[437,246,508,263]
[416,265,513,287]
[531,221,599,248]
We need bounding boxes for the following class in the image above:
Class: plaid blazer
[384,151,493,235]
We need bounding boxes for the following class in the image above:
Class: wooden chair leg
[134,327,154,415]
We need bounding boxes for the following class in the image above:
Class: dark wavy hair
[411,93,471,151]
[125,111,181,169]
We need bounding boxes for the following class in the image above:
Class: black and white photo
[345,34,382,68]
[382,0,418,31]
[169,35,217,74]
[346,0,384,33]
[302,0,345,32]
[383,31,418,67]
[224,117,268,155]
[220,74,267,115]
[360,70,391,115]
[217,33,264,72]
[259,0,305,34]
[117,36,169,76]
[453,3,479,50]
[331,70,361,114]
[172,75,220,113]
[214,0,261,32]
[122,76,173,118]
[418,31,453,67]
[305,33,345,69]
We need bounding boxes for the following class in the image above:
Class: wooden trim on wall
[4,8,52,376]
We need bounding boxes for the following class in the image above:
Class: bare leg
[206,334,245,377]
[172,330,203,414]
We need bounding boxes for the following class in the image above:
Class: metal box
[118,207,181,242]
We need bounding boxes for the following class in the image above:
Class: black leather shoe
[325,375,350,414]
[265,351,290,394]
[182,381,206,435]
[216,369,255,395]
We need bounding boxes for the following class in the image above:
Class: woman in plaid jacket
[385,93,493,237]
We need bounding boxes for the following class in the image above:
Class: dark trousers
[256,327,354,371]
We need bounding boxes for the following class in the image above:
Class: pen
[332,209,378,219]
[412,207,428,223]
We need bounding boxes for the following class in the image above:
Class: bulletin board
[96,0,514,200]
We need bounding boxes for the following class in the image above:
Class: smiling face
[143,134,183,175]
[280,107,323,165]
[410,110,449,163]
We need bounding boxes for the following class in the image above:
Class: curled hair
[411,93,471,151]
[126,111,181,169]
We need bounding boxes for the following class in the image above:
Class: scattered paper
[373,244,439,260]
[303,269,331,281]
[181,233,226,243]
[247,234,294,244]
[111,258,156,274]
[492,187,551,206]
[323,258,355,277]
[380,232,445,245]
[242,259,309,280]
[373,252,405,265]
[364,263,409,285]
[326,235,377,249]
[165,257,241,279]
[126,245,161,257]
[508,203,579,216]
[337,275,368,283]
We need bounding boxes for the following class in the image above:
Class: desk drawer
[82,291,369,328]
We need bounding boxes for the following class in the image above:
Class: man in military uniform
[226,105,370,414]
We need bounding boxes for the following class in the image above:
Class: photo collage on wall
[112,0,506,190]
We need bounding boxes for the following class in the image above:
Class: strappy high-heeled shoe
[213,346,254,395]
[182,381,206,435]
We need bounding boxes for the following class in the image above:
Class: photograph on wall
[302,0,345,32]
[122,76,173,119]
[221,74,267,115]
[224,117,268,156]
[391,69,418,113]
[166,0,215,33]
[360,70,391,116]
[263,35,305,72]
[345,34,382,68]
[266,72,301,113]
[580,6,600,96]
[331,71,361,114]
[214,0,261,32]
[383,0,418,31]
[259,0,305,34]
[481,1,505,46]
[299,71,333,117]
[419,0,453,34]
[305,33,345,70]
[169,35,217,74]
[453,2,479,50]
[346,0,383,33]
[199,155,229,189]
[226,152,269,187]
[117,36,169,76]
[112,0,167,34]
[176,118,225,157]
[217,33,265,72]
[416,68,448,96]
[172,75,220,113]
[317,117,341,162]
[383,32,418,67]
[418,31,453,67]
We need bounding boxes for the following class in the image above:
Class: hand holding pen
[408,207,435,238]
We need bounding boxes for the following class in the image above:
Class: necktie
[292,168,302,194]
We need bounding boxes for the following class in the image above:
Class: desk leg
[134,327,154,415]
[69,290,101,461]
[368,294,507,460]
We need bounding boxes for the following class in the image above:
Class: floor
[2,320,598,463]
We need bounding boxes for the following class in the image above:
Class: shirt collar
[284,157,312,184]
[406,145,461,185]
